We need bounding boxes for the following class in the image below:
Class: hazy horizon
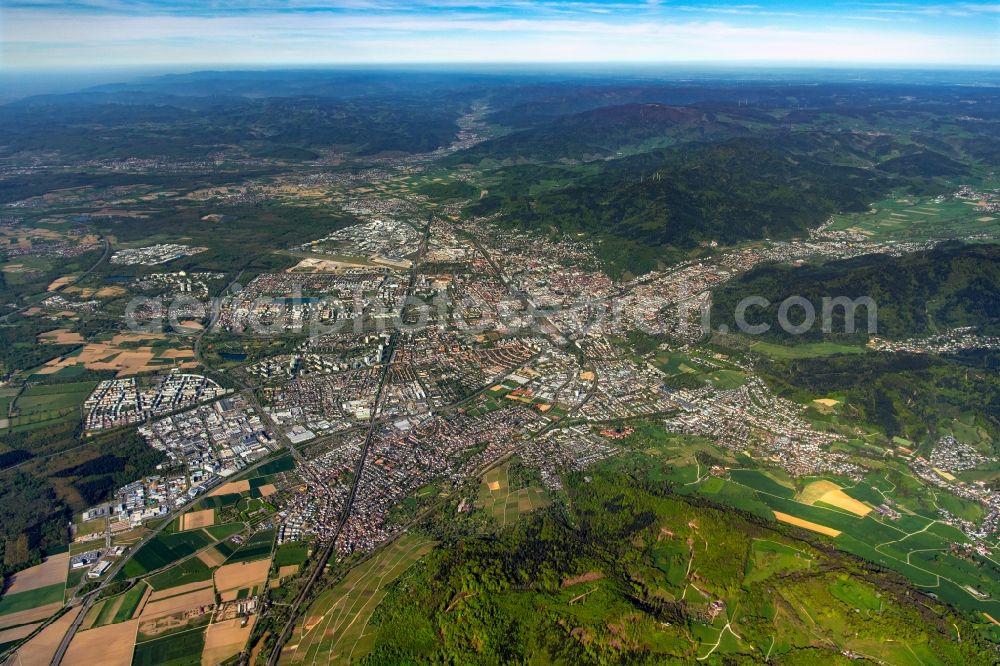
[1,61,998,105]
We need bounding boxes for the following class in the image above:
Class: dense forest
[0,427,164,577]
[759,350,1000,447]
[711,242,1000,343]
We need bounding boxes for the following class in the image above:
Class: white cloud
[1,5,995,68]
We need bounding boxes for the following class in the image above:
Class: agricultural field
[4,381,96,432]
[191,454,294,526]
[123,529,216,578]
[273,543,309,569]
[64,618,140,666]
[133,624,206,666]
[33,332,198,378]
[827,192,1000,243]
[610,423,1000,628]
[224,529,275,565]
[744,539,814,584]
[202,616,256,666]
[478,462,549,525]
[144,557,215,592]
[65,517,279,665]
[81,582,149,630]
[2,605,82,665]
[215,557,271,602]
[280,533,436,666]
[0,551,69,648]
[690,463,1000,620]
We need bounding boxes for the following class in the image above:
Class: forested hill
[452,103,751,162]
[758,351,1000,446]
[470,136,888,272]
[710,242,1000,343]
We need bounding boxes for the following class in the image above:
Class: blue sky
[1,1,997,69]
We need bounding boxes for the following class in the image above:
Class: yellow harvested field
[0,603,64,631]
[773,511,842,537]
[146,581,214,603]
[0,622,40,644]
[64,618,138,666]
[978,216,996,222]
[181,509,215,530]
[278,565,299,579]
[140,587,215,619]
[37,332,195,377]
[797,480,871,517]
[487,481,501,491]
[95,286,126,298]
[201,616,256,666]
[160,348,195,359]
[812,398,840,407]
[210,479,250,496]
[933,468,957,482]
[257,483,277,497]
[4,552,69,595]
[38,329,85,345]
[215,559,271,602]
[198,548,227,568]
[7,606,81,666]
[46,276,76,291]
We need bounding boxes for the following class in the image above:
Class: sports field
[280,533,435,666]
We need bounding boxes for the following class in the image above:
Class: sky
[1,1,997,70]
